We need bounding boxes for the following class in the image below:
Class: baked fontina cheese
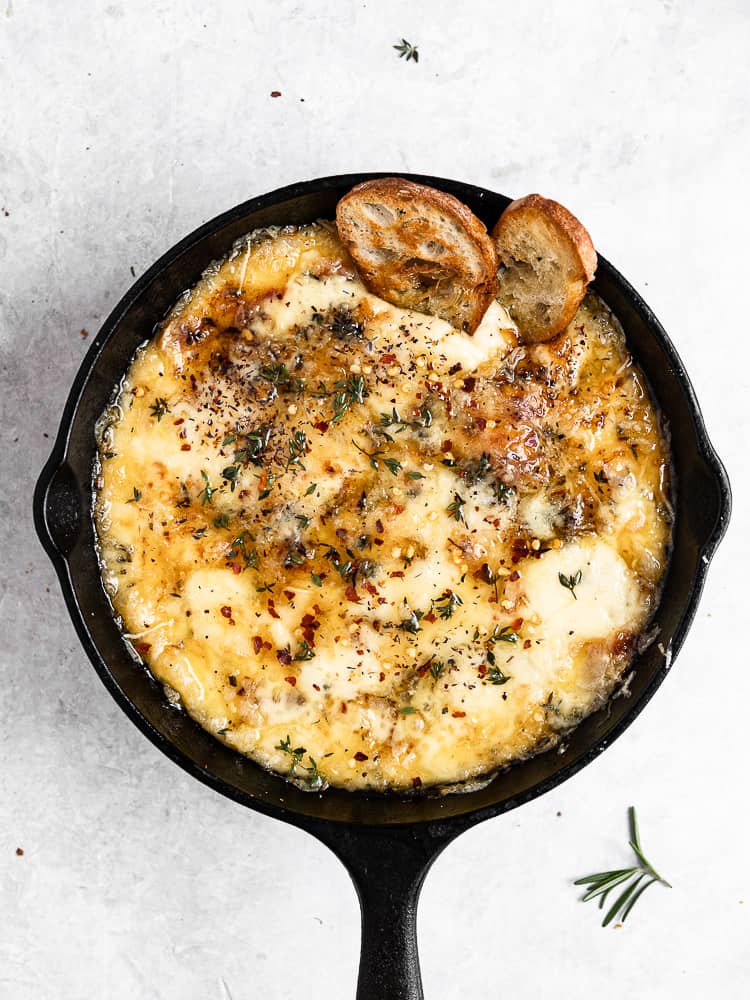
[94,223,671,792]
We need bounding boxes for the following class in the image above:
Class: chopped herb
[399,706,417,715]
[398,609,422,634]
[332,375,368,423]
[126,487,142,503]
[227,531,259,570]
[287,429,308,468]
[275,734,324,789]
[488,624,519,644]
[259,363,305,397]
[296,514,311,530]
[213,513,230,529]
[149,397,169,421]
[594,469,609,484]
[294,640,315,661]
[304,482,317,496]
[406,470,425,480]
[192,527,207,540]
[495,482,514,503]
[222,464,241,488]
[447,492,466,524]
[234,424,272,467]
[310,572,322,587]
[393,38,419,62]
[198,471,215,506]
[383,456,402,476]
[559,569,582,600]
[487,665,511,685]
[353,439,401,476]
[574,807,671,926]
[434,590,463,620]
[429,659,445,682]
[176,481,191,508]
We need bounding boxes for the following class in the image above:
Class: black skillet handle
[308,822,459,1000]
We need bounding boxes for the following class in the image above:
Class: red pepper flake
[134,642,151,656]
[452,710,466,718]
[230,562,242,574]
[277,648,293,665]
[373,537,384,546]
[283,675,297,685]
[270,90,282,97]
[180,443,191,451]
[345,585,361,603]
[424,611,437,624]
[267,600,280,620]
[441,440,453,453]
[301,613,318,628]
[392,504,405,515]
[512,617,524,629]
[475,416,487,430]
[379,671,385,682]
[283,590,295,601]
[340,701,347,713]
[412,776,423,789]
[253,636,263,655]
[313,420,329,433]
[509,570,520,582]
[263,641,273,651]
[462,376,476,392]
[220,606,232,618]
[312,683,320,691]
[478,664,487,678]
[375,518,384,534]
[379,352,397,364]
[364,582,378,596]
[448,362,462,375]
[173,418,184,426]
[354,751,369,762]
[524,639,532,649]
[389,570,404,578]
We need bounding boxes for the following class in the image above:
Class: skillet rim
[33,172,732,832]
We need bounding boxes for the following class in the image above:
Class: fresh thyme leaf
[296,514,311,530]
[399,706,417,714]
[406,470,425,480]
[486,665,511,685]
[495,482,514,503]
[234,423,272,467]
[574,807,671,927]
[305,482,317,496]
[275,734,324,788]
[398,609,422,634]
[310,572,322,587]
[393,37,419,62]
[259,363,305,397]
[429,659,445,682]
[222,464,241,489]
[352,438,400,475]
[227,531,259,570]
[383,456,402,476]
[126,487,142,503]
[558,569,583,600]
[433,590,463,620]
[488,624,518,644]
[198,470,215,506]
[287,429,308,468]
[213,513,230,529]
[447,492,466,524]
[149,397,169,421]
[332,374,368,423]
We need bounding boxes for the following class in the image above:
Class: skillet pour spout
[34,174,731,999]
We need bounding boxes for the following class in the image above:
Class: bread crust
[336,178,498,333]
[491,194,597,343]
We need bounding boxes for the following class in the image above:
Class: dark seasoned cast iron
[34,174,731,999]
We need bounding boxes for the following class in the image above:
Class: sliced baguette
[336,178,498,333]
[491,194,597,343]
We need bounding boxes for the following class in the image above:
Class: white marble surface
[1,1,748,997]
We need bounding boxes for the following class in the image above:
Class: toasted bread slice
[336,178,498,333]
[491,194,597,343]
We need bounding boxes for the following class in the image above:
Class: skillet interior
[34,173,731,830]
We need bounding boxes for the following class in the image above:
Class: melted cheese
[93,223,672,792]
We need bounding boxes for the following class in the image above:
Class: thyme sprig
[575,807,671,927]
[352,439,402,476]
[559,569,582,600]
[332,374,368,423]
[149,397,170,421]
[275,735,324,790]
[394,38,419,62]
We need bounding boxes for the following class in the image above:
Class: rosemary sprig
[393,38,419,62]
[574,807,671,927]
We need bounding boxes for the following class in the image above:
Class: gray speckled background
[1,1,748,997]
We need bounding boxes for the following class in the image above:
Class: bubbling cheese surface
[94,223,672,792]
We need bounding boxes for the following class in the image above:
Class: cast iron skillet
[34,173,731,999]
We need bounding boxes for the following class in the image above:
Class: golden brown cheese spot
[93,223,672,793]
